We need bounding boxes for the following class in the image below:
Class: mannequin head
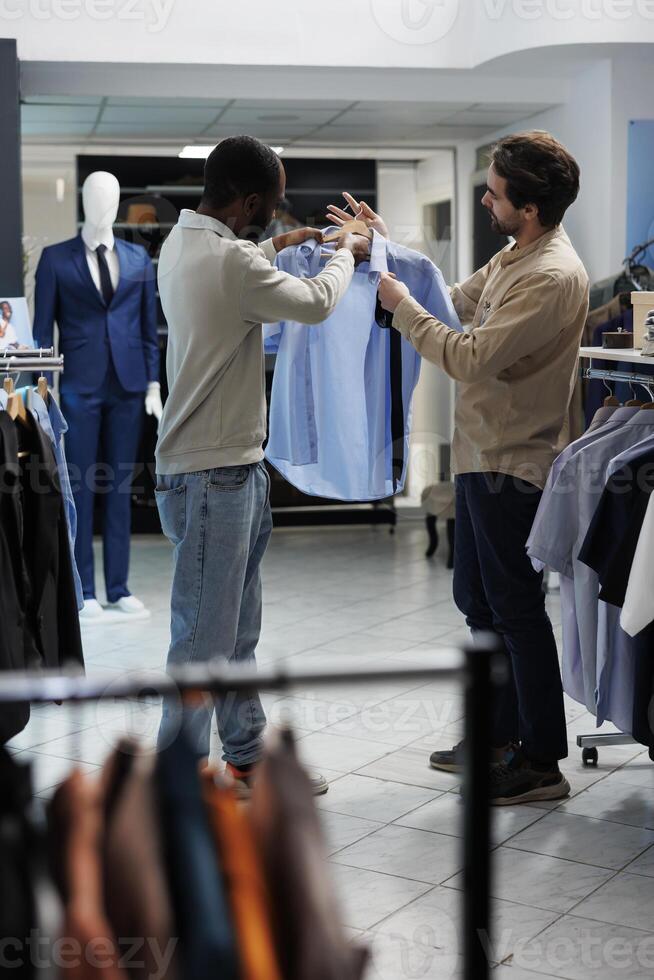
[82,171,120,232]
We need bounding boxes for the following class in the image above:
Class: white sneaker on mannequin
[79,598,106,624]
[106,595,151,620]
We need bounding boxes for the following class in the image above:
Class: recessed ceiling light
[179,145,214,159]
[180,143,285,158]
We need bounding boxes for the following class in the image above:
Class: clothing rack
[0,354,63,374]
[573,351,649,763]
[0,641,503,980]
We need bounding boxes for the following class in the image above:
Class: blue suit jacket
[33,235,159,394]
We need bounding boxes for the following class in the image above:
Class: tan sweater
[393,225,589,488]
[156,210,354,475]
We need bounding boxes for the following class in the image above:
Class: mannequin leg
[60,389,103,601]
[425,514,439,557]
[99,367,144,603]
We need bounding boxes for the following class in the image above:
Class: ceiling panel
[22,95,102,106]
[101,105,221,125]
[202,123,312,139]
[22,104,99,123]
[232,99,352,111]
[442,109,531,126]
[95,122,208,137]
[217,107,339,127]
[22,122,95,136]
[105,97,229,108]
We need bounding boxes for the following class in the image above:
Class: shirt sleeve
[393,271,566,384]
[621,493,654,636]
[449,259,492,324]
[240,246,354,326]
[526,455,581,577]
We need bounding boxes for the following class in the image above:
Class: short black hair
[202,136,281,209]
[0,301,12,314]
[491,131,580,228]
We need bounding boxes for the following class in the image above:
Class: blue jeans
[155,461,271,765]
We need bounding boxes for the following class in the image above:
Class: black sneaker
[429,740,512,774]
[489,749,570,806]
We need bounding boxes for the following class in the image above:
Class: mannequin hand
[145,382,163,423]
[272,227,324,253]
[326,193,390,239]
[378,272,410,313]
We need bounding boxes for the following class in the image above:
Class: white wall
[6,1,654,71]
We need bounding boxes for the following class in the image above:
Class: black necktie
[95,244,115,306]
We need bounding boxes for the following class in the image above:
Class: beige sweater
[156,210,354,475]
[393,225,589,488]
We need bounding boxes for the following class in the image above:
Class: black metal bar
[0,653,465,705]
[0,39,23,296]
[463,639,494,980]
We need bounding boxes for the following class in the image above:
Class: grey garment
[528,414,654,724]
[527,407,639,712]
[156,210,354,475]
[156,461,270,765]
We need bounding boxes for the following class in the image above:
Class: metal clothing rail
[0,355,64,373]
[0,347,55,359]
[0,642,503,980]
[583,366,654,389]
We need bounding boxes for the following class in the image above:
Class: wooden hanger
[37,375,49,401]
[625,382,643,407]
[322,219,373,243]
[7,390,27,422]
[3,376,14,396]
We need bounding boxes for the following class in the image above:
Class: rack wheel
[582,747,598,767]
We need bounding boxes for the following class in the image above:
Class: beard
[488,210,520,238]
[241,204,274,241]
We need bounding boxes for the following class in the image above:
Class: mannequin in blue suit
[33,172,161,622]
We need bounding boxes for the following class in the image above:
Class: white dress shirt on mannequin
[81,226,120,293]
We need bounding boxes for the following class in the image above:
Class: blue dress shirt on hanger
[264,232,461,501]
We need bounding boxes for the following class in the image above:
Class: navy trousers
[61,364,143,603]
[453,472,568,763]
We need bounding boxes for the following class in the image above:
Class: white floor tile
[331,824,464,885]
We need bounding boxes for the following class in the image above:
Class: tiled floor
[9,523,654,979]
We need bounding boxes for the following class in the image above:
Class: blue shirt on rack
[264,232,461,500]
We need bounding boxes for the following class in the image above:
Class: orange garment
[50,770,127,980]
[201,770,282,980]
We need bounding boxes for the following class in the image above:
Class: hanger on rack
[625,380,644,407]
[3,376,27,423]
[637,380,654,410]
[602,377,620,407]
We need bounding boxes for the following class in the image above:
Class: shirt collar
[299,227,388,281]
[81,225,115,253]
[499,225,565,268]
[178,209,237,240]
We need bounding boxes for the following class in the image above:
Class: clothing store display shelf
[0,640,501,980]
[579,346,654,365]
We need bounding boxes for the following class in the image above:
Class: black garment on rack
[17,412,83,671]
[0,747,37,978]
[578,446,654,607]
[0,414,34,741]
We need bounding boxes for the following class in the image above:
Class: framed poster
[0,297,34,349]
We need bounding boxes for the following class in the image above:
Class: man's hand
[272,227,323,253]
[326,192,390,240]
[378,272,410,313]
[336,231,371,265]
